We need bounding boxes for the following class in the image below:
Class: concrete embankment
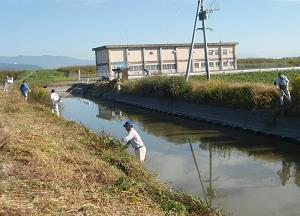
[98,93,300,142]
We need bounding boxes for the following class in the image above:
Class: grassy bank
[0,69,73,85]
[0,86,219,215]
[237,57,300,69]
[191,70,300,84]
[103,75,300,116]
[57,65,96,76]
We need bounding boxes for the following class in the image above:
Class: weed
[116,176,132,191]
[162,200,189,215]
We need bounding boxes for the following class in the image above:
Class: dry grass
[0,88,220,216]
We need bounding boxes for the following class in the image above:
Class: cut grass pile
[0,89,220,216]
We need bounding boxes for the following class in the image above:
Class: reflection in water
[188,139,208,203]
[61,97,300,216]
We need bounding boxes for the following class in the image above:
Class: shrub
[291,75,300,104]
[162,200,189,215]
[29,85,50,106]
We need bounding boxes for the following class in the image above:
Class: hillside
[0,63,42,70]
[0,55,94,69]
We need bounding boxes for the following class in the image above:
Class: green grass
[57,65,96,76]
[237,57,300,69]
[0,70,31,81]
[98,74,300,116]
[0,69,74,85]
[191,70,300,84]
[25,69,74,84]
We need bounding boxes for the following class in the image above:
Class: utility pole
[185,0,201,81]
[200,5,210,81]
[186,0,215,81]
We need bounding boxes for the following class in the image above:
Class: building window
[162,47,175,50]
[194,63,200,69]
[223,61,228,67]
[128,48,141,51]
[111,61,128,69]
[215,50,220,55]
[201,62,206,68]
[230,61,234,66]
[162,64,176,70]
[216,62,221,67]
[146,64,161,70]
[209,50,214,55]
[145,48,157,51]
[129,65,143,71]
[223,50,228,55]
[209,62,214,67]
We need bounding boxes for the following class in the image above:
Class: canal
[61,97,300,216]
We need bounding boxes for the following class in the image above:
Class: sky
[0,0,300,60]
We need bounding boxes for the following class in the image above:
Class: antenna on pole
[185,0,219,81]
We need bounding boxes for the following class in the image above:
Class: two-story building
[92,42,238,80]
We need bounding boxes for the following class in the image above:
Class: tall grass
[123,76,273,110]
[57,65,96,76]
[121,76,300,114]
[191,70,300,84]
[0,70,31,81]
[238,57,300,69]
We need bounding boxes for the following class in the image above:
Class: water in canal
[60,97,300,216]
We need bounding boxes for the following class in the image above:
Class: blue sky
[0,0,299,60]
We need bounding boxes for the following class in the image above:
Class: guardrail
[126,66,300,79]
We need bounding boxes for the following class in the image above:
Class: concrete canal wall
[100,93,300,142]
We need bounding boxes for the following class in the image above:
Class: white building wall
[110,49,125,62]
[94,43,238,79]
[127,49,143,63]
[144,48,159,62]
[161,48,176,61]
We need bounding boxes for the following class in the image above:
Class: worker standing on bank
[120,121,146,162]
[274,73,291,106]
[3,76,9,92]
[50,89,60,116]
[20,80,30,101]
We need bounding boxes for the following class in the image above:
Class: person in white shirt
[3,76,9,92]
[50,89,60,116]
[120,121,146,162]
[274,73,291,106]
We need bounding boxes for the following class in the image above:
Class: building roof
[92,42,239,51]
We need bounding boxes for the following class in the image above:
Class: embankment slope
[0,90,219,216]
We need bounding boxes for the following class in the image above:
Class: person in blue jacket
[20,80,30,101]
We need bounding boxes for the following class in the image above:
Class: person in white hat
[120,121,146,162]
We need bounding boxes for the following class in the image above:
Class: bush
[291,76,300,104]
[121,77,282,112]
[123,76,192,100]
[29,85,50,106]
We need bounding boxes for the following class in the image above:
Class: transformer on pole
[186,0,218,81]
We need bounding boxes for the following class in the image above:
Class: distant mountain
[0,55,94,69]
[0,63,42,71]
